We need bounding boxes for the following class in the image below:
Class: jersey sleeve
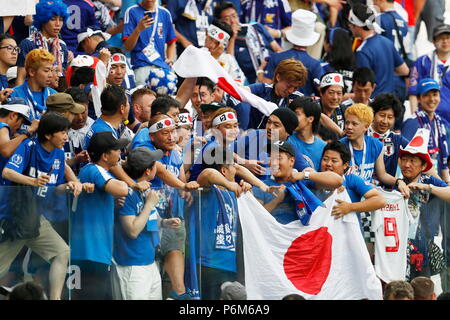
[56,151,66,185]
[164,11,177,43]
[122,7,137,40]
[91,165,114,190]
[118,189,139,216]
[347,174,374,200]
[392,43,404,67]
[294,153,312,171]
[278,0,292,28]
[5,139,32,174]
[264,55,277,79]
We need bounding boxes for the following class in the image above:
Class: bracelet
[277,29,282,38]
[256,70,264,75]
[429,184,433,193]
[395,178,403,186]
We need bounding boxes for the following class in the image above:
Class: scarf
[428,50,450,86]
[212,185,236,251]
[245,23,270,73]
[285,180,324,226]
[367,125,391,141]
[415,111,448,169]
[30,31,63,77]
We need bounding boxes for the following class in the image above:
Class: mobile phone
[144,11,155,20]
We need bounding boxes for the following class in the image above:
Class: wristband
[395,178,403,186]
[256,70,264,75]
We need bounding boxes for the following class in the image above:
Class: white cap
[0,104,32,123]
[70,55,95,68]
[77,27,111,44]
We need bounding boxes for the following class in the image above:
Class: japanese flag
[172,45,278,116]
[237,191,382,300]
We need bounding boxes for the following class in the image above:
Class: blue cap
[417,78,440,95]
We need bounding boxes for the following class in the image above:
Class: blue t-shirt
[123,5,177,70]
[0,123,11,186]
[343,173,373,204]
[234,22,274,84]
[0,74,8,91]
[70,163,115,265]
[17,38,69,71]
[247,83,303,129]
[10,81,57,121]
[0,124,13,220]
[4,139,66,222]
[113,188,158,266]
[355,34,404,97]
[189,136,223,182]
[84,118,121,150]
[130,128,185,219]
[339,135,383,184]
[60,0,100,55]
[265,49,324,96]
[192,187,238,272]
[240,0,291,45]
[287,133,327,171]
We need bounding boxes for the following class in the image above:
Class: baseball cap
[87,131,130,157]
[220,281,247,300]
[6,66,17,82]
[268,140,297,158]
[0,285,13,297]
[417,78,440,95]
[0,100,32,124]
[200,101,225,113]
[433,24,450,39]
[46,93,86,114]
[126,147,164,173]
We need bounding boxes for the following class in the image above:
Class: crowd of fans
[0,0,449,301]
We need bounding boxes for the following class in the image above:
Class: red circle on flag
[188,115,192,122]
[113,55,120,62]
[164,119,172,126]
[283,227,332,295]
[218,32,225,39]
[409,136,424,147]
[227,113,234,119]
[334,75,341,82]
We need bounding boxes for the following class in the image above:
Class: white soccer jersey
[372,189,412,283]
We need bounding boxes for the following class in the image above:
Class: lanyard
[24,81,49,120]
[349,139,367,177]
[148,8,159,43]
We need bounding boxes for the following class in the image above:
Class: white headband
[109,53,127,65]
[178,113,193,126]
[320,73,344,88]
[348,9,384,34]
[149,118,176,133]
[212,112,237,127]
[207,24,230,46]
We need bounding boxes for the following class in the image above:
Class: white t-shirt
[372,189,412,283]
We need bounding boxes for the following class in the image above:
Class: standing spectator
[60,0,101,55]
[0,34,18,92]
[240,0,292,45]
[70,131,129,300]
[213,1,281,84]
[11,49,58,121]
[262,9,323,97]
[413,0,445,43]
[408,24,450,142]
[401,79,450,183]
[130,88,156,133]
[123,0,177,87]
[410,276,436,300]
[16,0,70,86]
[348,2,409,97]
[166,0,213,57]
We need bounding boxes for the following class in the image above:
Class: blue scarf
[23,80,50,120]
[184,197,201,300]
[212,185,236,251]
[285,180,324,226]
[140,190,160,247]
[415,110,449,169]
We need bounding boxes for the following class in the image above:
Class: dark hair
[369,93,403,120]
[123,159,155,180]
[317,125,339,142]
[437,291,450,300]
[108,46,125,55]
[196,77,216,93]
[0,108,12,118]
[319,71,345,95]
[0,33,14,46]
[65,87,89,104]
[100,85,127,116]
[351,3,374,31]
[383,280,414,300]
[213,1,237,19]
[9,282,46,300]
[325,28,355,71]
[71,66,95,87]
[288,96,322,133]
[282,294,306,300]
[37,112,71,143]
[151,96,180,117]
[353,67,376,86]
[211,18,233,39]
[322,140,351,165]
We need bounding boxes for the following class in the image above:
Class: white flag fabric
[173,45,278,116]
[237,191,382,300]
[372,189,412,283]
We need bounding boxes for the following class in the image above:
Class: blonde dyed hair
[344,103,374,125]
[24,49,55,72]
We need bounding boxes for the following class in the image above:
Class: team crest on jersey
[265,14,275,23]
[384,143,394,156]
[11,154,23,165]
[158,23,163,38]
[53,159,61,170]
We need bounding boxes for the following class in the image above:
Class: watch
[304,170,311,180]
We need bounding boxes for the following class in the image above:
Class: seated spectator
[11,49,58,121]
[262,9,323,97]
[16,0,69,85]
[341,67,376,110]
[130,88,156,133]
[0,34,18,92]
[383,280,414,300]
[220,281,247,300]
[410,276,436,300]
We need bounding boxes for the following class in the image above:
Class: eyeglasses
[0,45,20,54]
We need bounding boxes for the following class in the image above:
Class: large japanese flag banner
[172,45,277,116]
[237,190,383,300]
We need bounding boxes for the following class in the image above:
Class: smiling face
[372,108,395,134]
[269,151,294,179]
[320,149,348,176]
[150,127,177,151]
[320,85,343,111]
[46,130,69,149]
[418,90,440,116]
[215,120,239,145]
